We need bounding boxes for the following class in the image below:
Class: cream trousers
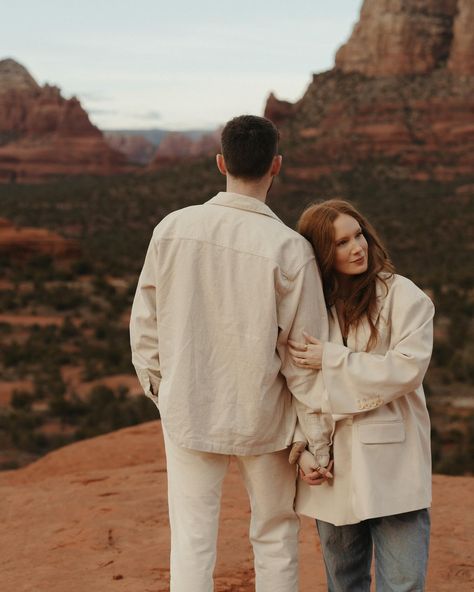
[163,426,300,592]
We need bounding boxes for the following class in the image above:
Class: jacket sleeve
[276,255,333,459]
[129,233,161,406]
[322,279,434,415]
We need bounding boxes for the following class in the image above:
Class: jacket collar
[206,192,283,223]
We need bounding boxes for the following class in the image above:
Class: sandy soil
[1,421,472,592]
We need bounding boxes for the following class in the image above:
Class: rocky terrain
[0,58,129,182]
[0,421,472,592]
[265,0,474,182]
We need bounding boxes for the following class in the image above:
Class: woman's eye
[336,240,347,247]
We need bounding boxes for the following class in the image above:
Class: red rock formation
[0,58,129,182]
[335,0,458,76]
[0,421,472,591]
[264,0,474,182]
[104,132,157,165]
[0,218,80,260]
[264,92,294,125]
[150,129,220,168]
[448,0,474,75]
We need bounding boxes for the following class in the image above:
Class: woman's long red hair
[297,199,394,350]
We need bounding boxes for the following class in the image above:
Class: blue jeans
[316,509,430,592]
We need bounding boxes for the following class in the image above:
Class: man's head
[218,115,280,182]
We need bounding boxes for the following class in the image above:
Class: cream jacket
[296,274,434,525]
[130,192,329,455]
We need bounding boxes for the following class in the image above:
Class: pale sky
[2,1,362,130]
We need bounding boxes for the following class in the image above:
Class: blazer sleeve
[129,232,162,405]
[322,278,435,415]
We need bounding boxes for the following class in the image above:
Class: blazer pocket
[357,421,405,444]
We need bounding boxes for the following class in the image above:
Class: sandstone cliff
[263,92,295,124]
[0,58,128,182]
[266,0,474,182]
[335,0,459,76]
[0,421,472,591]
[448,0,474,75]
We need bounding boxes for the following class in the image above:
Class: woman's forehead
[333,213,360,237]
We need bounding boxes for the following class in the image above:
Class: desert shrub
[72,385,156,440]
[11,390,34,411]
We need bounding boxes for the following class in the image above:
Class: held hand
[288,331,324,370]
[299,460,334,486]
[289,441,307,465]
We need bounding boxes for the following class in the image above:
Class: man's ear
[270,154,282,176]
[216,154,227,176]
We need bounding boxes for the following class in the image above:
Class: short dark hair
[220,115,280,180]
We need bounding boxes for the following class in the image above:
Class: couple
[130,115,434,592]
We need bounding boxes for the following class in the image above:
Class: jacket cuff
[136,368,161,407]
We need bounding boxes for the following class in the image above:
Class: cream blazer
[296,274,434,525]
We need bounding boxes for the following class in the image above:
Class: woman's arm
[291,278,434,415]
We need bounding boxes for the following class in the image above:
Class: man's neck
[225,177,270,203]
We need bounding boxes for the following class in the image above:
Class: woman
[288,199,434,592]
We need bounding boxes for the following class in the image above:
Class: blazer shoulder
[381,274,434,314]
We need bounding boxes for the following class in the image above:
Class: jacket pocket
[357,421,405,444]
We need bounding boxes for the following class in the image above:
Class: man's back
[130,114,329,592]
[131,191,324,455]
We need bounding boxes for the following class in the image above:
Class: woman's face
[333,214,368,276]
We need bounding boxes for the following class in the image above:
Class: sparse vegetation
[0,160,472,473]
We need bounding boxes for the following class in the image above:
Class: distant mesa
[149,129,221,169]
[264,0,474,182]
[0,58,129,183]
[103,132,157,165]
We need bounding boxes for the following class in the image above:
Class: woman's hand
[300,460,334,486]
[288,331,324,370]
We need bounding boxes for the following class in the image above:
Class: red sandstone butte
[335,0,458,76]
[0,421,472,592]
[448,0,474,75]
[264,0,474,182]
[0,58,129,182]
[263,92,294,125]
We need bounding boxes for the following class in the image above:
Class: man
[130,115,329,592]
